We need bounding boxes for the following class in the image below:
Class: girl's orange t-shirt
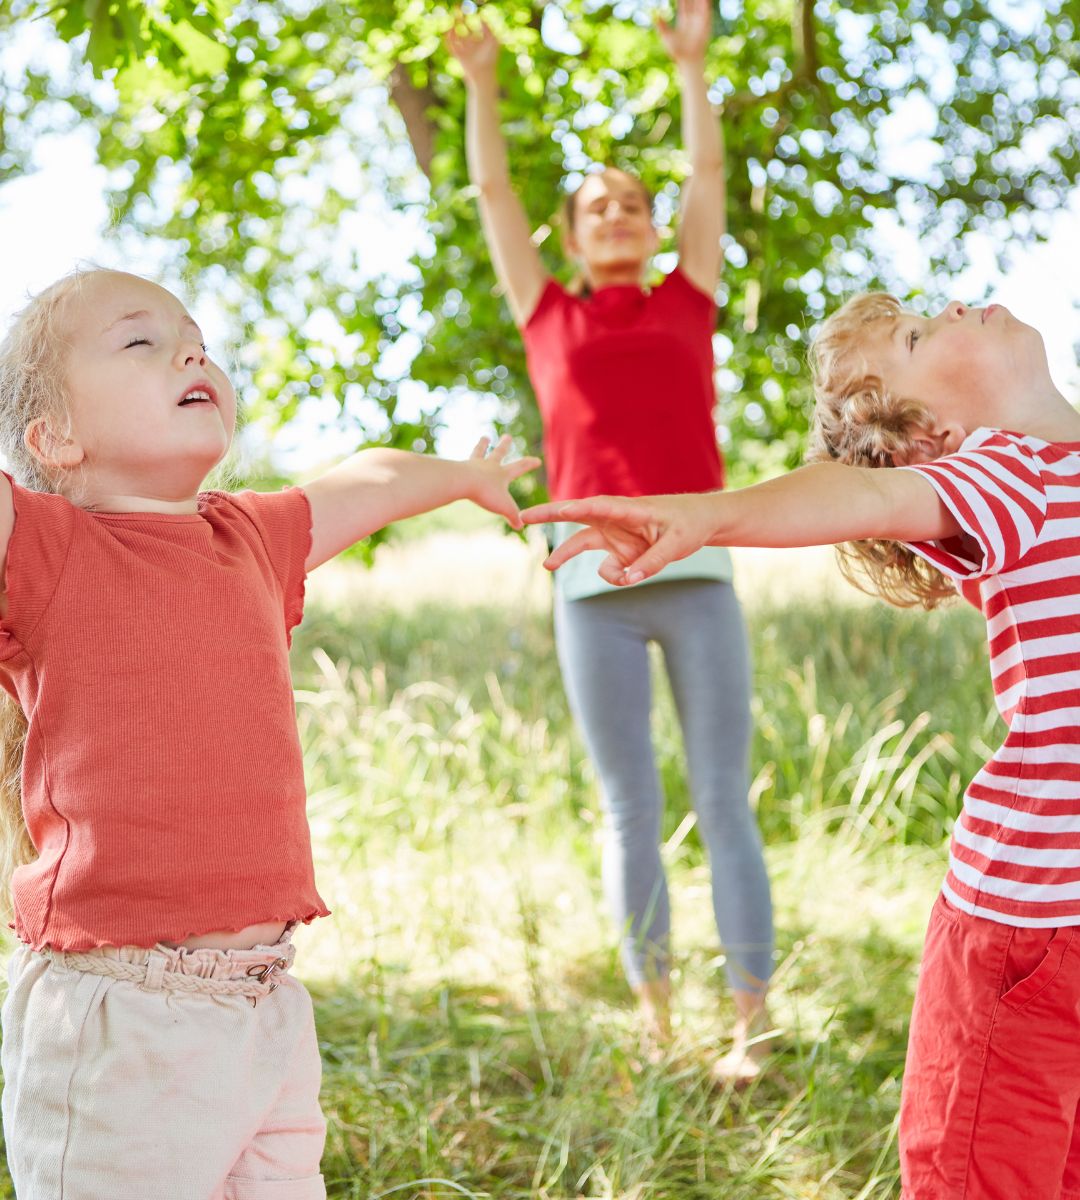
[0,476,330,951]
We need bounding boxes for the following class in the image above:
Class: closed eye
[125,337,151,348]
[907,329,921,352]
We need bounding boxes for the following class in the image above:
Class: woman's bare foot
[634,977,672,1064]
[711,990,778,1084]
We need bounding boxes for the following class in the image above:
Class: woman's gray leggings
[554,578,773,992]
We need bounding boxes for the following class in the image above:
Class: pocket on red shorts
[998,925,1074,1014]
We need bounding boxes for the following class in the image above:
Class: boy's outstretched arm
[522,462,961,585]
[304,435,539,571]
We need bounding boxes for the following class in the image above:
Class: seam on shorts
[960,923,1015,1200]
[57,971,110,1198]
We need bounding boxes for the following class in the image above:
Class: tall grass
[0,547,994,1199]
[284,578,991,1199]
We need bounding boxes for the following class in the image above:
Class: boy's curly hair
[807,292,956,610]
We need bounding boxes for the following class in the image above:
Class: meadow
[0,512,994,1199]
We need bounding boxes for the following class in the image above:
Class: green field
[0,531,993,1199]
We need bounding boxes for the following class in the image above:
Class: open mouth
[178,385,217,407]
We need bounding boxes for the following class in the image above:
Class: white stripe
[1013,707,1080,733]
[1004,668,1080,700]
[963,794,1080,831]
[970,767,1080,802]
[991,678,1024,714]
[1003,556,1080,588]
[952,821,1080,868]
[992,632,1080,664]
[994,743,1080,764]
[950,857,1080,901]
[941,878,1080,927]
[988,640,1024,676]
[999,594,1080,627]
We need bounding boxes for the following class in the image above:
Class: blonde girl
[0,266,536,1199]
[446,0,775,1076]
[526,293,1080,1200]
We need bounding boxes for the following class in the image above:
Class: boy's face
[52,272,237,499]
[867,300,1050,436]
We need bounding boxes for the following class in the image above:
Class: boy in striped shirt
[523,292,1080,1199]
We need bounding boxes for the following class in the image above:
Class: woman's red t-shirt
[522,267,725,501]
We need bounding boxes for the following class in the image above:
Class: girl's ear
[24,418,84,470]
[890,422,968,466]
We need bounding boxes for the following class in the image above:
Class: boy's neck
[999,384,1080,445]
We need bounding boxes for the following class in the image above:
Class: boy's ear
[890,422,968,466]
[24,418,84,470]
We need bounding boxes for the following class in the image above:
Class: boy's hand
[445,17,501,86]
[464,434,540,529]
[656,0,711,64]
[521,493,718,584]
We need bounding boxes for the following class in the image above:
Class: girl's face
[868,300,1051,435]
[47,272,236,499]
[565,170,658,276]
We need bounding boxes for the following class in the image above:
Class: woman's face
[565,169,658,276]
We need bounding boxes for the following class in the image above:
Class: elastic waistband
[42,933,295,1001]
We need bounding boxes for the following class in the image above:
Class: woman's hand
[445,18,501,87]
[463,434,541,529]
[656,0,711,65]
[522,493,720,584]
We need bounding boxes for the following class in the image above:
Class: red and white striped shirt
[903,427,1080,926]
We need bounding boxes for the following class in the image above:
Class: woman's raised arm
[658,0,725,296]
[445,21,550,328]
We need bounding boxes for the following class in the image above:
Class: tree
[6,0,1080,490]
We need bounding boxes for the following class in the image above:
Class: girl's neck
[69,474,206,515]
[64,462,214,514]
[80,492,202,515]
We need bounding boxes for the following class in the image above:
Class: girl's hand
[521,493,719,584]
[464,435,541,529]
[445,18,501,86]
[656,0,711,64]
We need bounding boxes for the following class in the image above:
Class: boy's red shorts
[901,892,1080,1200]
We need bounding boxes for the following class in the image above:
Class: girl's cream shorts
[1,932,326,1199]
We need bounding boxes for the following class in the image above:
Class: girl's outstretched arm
[445,20,549,327]
[303,435,539,571]
[522,463,961,585]
[659,0,724,295]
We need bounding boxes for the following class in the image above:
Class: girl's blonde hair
[807,292,956,610]
[0,267,104,918]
